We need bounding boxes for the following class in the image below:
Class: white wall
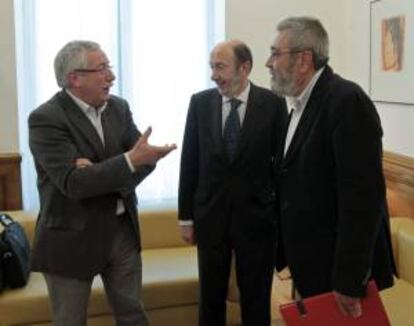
[226,0,348,87]
[0,0,19,152]
[226,0,414,157]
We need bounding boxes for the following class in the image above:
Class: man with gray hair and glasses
[267,17,395,318]
[29,40,176,325]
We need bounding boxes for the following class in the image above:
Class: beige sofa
[380,217,414,326]
[0,210,201,326]
[2,211,413,325]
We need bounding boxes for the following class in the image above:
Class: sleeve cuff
[178,220,194,226]
[124,153,135,172]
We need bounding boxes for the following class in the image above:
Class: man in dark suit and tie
[266,17,395,317]
[29,40,176,326]
[178,39,287,325]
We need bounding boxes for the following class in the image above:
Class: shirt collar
[222,81,251,105]
[66,90,107,115]
[285,67,324,112]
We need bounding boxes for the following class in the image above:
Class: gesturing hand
[128,127,177,168]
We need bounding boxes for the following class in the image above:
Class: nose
[265,56,273,69]
[211,69,218,81]
[107,69,116,81]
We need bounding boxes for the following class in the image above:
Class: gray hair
[277,16,329,69]
[54,40,101,88]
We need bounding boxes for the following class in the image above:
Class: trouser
[44,214,148,326]
[197,233,275,326]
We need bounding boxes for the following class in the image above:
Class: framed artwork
[370,0,414,104]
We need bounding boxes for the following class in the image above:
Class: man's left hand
[76,158,93,169]
[334,291,362,318]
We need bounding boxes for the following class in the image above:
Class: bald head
[210,40,252,97]
[212,40,253,72]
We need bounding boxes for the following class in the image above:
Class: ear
[67,71,81,88]
[239,61,252,76]
[298,50,314,73]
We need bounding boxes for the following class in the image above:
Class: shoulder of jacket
[30,92,64,117]
[108,95,128,107]
[192,87,218,99]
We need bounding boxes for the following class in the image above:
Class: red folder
[279,280,390,325]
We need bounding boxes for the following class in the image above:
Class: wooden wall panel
[383,151,414,219]
[0,153,22,210]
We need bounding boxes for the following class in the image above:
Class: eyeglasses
[73,65,113,74]
[270,49,310,59]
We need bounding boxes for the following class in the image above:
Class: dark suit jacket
[178,83,287,246]
[275,66,395,298]
[29,90,153,280]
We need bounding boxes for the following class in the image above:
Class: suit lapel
[213,84,263,164]
[210,90,227,158]
[283,67,332,164]
[209,85,263,164]
[58,91,106,160]
[101,102,120,157]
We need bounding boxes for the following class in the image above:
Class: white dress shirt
[284,68,324,156]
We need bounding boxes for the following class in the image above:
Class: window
[14,0,224,210]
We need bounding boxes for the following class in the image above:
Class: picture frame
[369,0,414,104]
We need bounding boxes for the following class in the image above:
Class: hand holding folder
[279,280,390,325]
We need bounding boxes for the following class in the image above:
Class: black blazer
[178,83,287,246]
[29,91,153,279]
[275,66,395,298]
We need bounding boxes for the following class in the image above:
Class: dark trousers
[197,233,275,326]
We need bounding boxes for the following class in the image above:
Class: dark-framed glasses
[270,49,310,59]
[73,65,113,74]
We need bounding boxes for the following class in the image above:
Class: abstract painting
[370,0,413,104]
